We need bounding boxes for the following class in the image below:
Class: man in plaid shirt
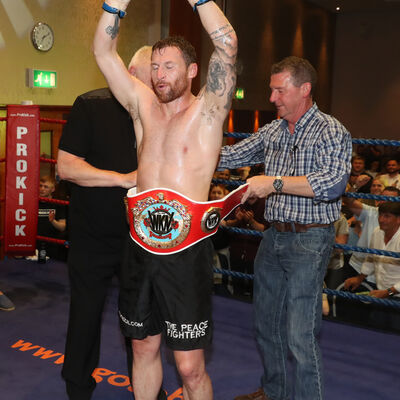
[219,56,352,400]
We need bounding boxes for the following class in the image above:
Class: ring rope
[213,267,400,309]
[36,235,69,247]
[40,157,57,164]
[39,196,70,206]
[223,132,400,147]
[39,117,67,124]
[220,226,400,258]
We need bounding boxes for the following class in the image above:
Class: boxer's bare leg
[132,334,163,400]
[174,349,213,400]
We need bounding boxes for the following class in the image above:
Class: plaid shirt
[219,104,352,224]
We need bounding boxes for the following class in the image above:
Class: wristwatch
[386,287,396,297]
[273,176,284,193]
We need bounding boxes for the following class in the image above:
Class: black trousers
[61,245,132,400]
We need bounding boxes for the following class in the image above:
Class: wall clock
[31,22,54,52]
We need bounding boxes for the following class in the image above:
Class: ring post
[4,105,40,256]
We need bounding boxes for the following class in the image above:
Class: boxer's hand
[241,176,274,203]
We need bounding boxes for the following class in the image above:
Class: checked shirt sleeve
[219,129,265,170]
[306,119,352,202]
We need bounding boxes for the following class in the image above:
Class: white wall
[0,0,161,106]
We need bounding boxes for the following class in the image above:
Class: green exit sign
[234,87,245,100]
[26,68,57,88]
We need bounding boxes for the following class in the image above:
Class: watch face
[31,23,54,52]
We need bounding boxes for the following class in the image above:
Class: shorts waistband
[271,221,331,233]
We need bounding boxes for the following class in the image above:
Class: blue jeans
[254,225,334,400]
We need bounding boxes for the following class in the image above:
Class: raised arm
[189,0,238,117]
[93,1,142,112]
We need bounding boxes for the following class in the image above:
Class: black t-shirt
[58,88,137,252]
[37,201,66,238]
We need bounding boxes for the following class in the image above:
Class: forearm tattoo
[105,15,120,40]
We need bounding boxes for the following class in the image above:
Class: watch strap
[387,287,396,297]
[102,2,127,18]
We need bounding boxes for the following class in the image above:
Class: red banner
[4,105,40,255]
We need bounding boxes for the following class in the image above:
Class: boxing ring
[1,105,400,309]
[1,106,400,400]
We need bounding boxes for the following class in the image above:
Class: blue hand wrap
[102,2,127,18]
[193,0,214,12]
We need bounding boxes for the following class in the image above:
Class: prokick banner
[4,105,40,255]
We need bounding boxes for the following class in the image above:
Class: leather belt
[271,222,330,233]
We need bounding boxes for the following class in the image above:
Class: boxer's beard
[154,75,188,103]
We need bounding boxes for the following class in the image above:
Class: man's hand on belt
[241,175,275,203]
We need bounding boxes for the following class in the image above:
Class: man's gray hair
[271,56,317,95]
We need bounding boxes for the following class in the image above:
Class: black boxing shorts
[118,237,214,351]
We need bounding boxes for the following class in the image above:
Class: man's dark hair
[385,158,399,166]
[383,186,400,196]
[378,201,400,217]
[152,36,197,67]
[271,56,317,95]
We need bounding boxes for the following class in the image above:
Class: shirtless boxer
[94,1,237,399]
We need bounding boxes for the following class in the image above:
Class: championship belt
[127,184,249,255]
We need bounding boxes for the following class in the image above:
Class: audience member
[231,166,251,181]
[361,177,385,207]
[344,202,400,332]
[378,159,400,189]
[37,175,67,260]
[209,184,232,294]
[355,143,382,170]
[365,159,381,179]
[348,155,372,193]
[224,198,267,297]
[323,212,349,315]
[215,168,231,181]
[343,186,400,284]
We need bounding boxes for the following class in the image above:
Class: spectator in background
[349,155,372,193]
[209,184,232,295]
[344,202,400,332]
[378,159,400,189]
[343,185,400,284]
[224,198,268,297]
[365,159,381,179]
[355,143,382,171]
[37,175,67,260]
[231,166,251,181]
[323,212,349,315]
[215,168,231,181]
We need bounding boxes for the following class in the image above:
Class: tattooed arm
[93,1,146,114]
[188,0,238,119]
